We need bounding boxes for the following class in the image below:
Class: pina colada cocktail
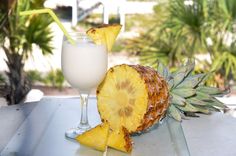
[20,9,122,140]
[62,39,107,92]
[62,33,107,138]
[62,24,122,139]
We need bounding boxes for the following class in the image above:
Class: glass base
[65,124,91,139]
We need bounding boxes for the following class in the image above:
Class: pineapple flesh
[86,24,122,51]
[108,127,133,153]
[97,64,169,133]
[75,122,109,152]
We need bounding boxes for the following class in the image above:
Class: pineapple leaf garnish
[157,60,228,121]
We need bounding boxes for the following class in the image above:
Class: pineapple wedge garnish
[75,122,109,152]
[108,127,133,153]
[76,123,133,153]
[86,24,122,51]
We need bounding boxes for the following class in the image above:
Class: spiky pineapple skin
[131,65,169,132]
[97,64,169,133]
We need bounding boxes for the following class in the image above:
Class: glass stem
[78,93,90,129]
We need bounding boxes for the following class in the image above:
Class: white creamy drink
[61,32,109,139]
[62,25,121,138]
[62,40,107,92]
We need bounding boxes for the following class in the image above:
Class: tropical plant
[27,69,65,89]
[138,0,209,67]
[43,69,65,90]
[0,73,4,83]
[140,31,184,68]
[130,0,236,85]
[164,0,207,55]
[157,60,227,121]
[0,0,53,104]
[209,0,236,83]
[26,70,43,84]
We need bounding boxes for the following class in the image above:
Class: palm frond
[211,48,236,80]
[164,0,207,54]
[24,14,53,56]
[0,0,54,104]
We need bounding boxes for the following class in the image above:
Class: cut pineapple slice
[75,123,109,151]
[108,127,132,153]
[97,64,169,133]
[86,24,122,51]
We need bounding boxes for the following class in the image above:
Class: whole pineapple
[97,61,227,133]
[76,61,227,153]
[97,64,169,133]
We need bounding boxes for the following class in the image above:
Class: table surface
[0,97,236,156]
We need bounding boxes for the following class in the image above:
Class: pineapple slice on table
[75,122,109,152]
[108,127,133,153]
[97,64,169,133]
[86,24,122,51]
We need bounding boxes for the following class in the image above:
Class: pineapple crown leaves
[157,60,229,121]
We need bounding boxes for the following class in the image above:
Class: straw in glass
[20,9,75,44]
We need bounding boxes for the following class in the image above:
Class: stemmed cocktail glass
[61,32,107,139]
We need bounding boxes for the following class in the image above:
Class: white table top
[0,97,236,156]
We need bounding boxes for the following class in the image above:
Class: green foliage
[213,0,236,33]
[30,0,45,8]
[43,70,65,89]
[24,15,53,56]
[0,0,54,104]
[129,0,236,84]
[26,70,43,84]
[140,32,183,68]
[26,70,65,89]
[138,0,209,67]
[0,73,5,84]
[109,15,120,25]
[157,60,227,121]
[163,0,207,54]
[208,0,236,81]
[211,49,236,80]
[0,0,53,58]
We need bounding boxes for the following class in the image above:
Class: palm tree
[0,0,53,104]
[209,0,236,82]
[133,0,236,85]
[128,0,208,67]
[153,0,208,65]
